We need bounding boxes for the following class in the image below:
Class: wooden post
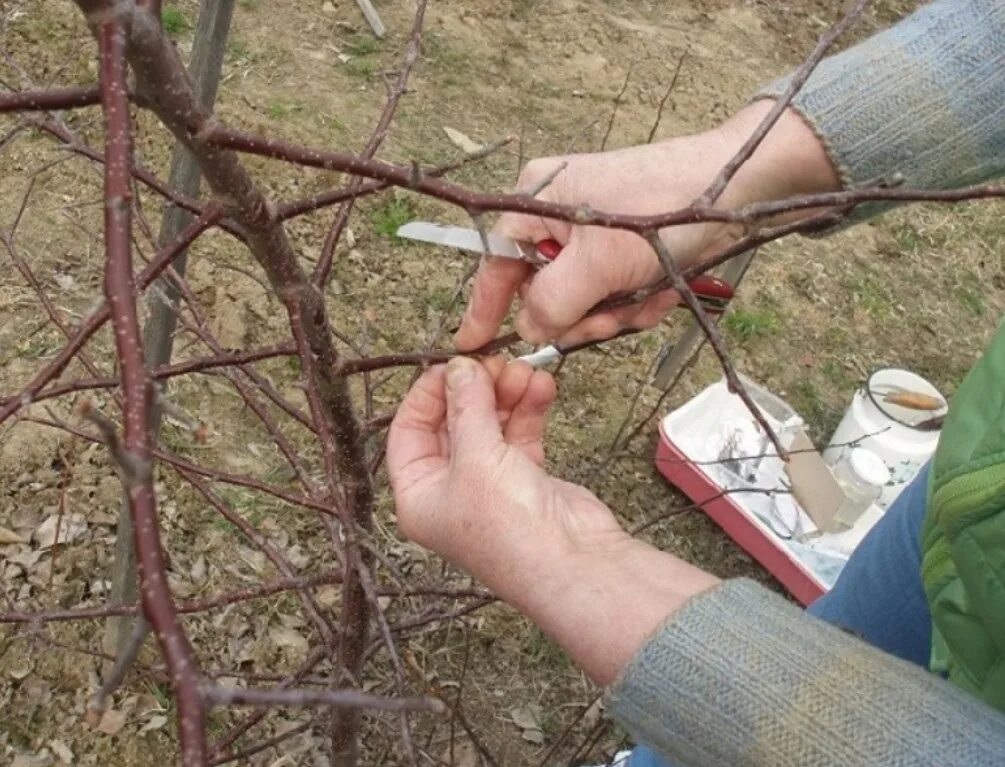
[354,0,386,38]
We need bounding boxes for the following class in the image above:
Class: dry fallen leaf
[96,707,127,736]
[443,126,483,154]
[270,625,309,654]
[509,702,546,745]
[138,715,168,735]
[49,740,73,764]
[9,659,33,681]
[12,751,54,767]
[190,554,207,584]
[521,727,545,745]
[33,513,87,548]
[440,739,481,767]
[52,272,75,291]
[509,703,542,730]
[0,526,26,544]
[133,692,164,718]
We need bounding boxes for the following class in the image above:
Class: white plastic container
[831,447,890,529]
[823,368,946,508]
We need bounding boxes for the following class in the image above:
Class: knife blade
[396,221,528,260]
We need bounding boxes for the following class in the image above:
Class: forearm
[757,0,1005,199]
[508,534,719,686]
[607,580,1005,767]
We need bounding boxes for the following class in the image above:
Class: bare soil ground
[2,0,1003,765]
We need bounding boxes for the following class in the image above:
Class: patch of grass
[788,378,842,442]
[422,35,471,78]
[722,307,780,342]
[893,223,925,254]
[521,626,570,673]
[821,359,853,389]
[238,0,262,9]
[845,274,894,316]
[13,336,53,360]
[509,0,542,20]
[148,682,172,712]
[344,36,380,56]
[213,488,271,532]
[344,58,375,78]
[267,101,303,120]
[339,35,382,79]
[822,325,848,347]
[426,285,456,313]
[372,198,416,240]
[227,39,253,62]
[161,7,190,36]
[953,270,987,317]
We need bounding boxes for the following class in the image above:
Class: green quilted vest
[922,319,1005,711]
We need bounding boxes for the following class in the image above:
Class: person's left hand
[387,356,630,607]
[388,355,720,685]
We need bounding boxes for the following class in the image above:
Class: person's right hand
[454,101,841,351]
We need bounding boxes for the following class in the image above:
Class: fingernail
[446,357,475,391]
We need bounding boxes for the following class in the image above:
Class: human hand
[454,101,840,350]
[387,356,720,685]
[387,356,630,605]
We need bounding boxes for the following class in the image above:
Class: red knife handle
[687,274,734,301]
[534,240,734,305]
[536,238,563,261]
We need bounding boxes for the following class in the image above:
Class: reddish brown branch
[207,122,1005,236]
[177,467,336,642]
[209,645,329,758]
[168,279,319,488]
[1,223,106,383]
[0,205,222,426]
[91,13,208,764]
[698,0,870,206]
[0,342,296,407]
[645,232,785,458]
[207,721,314,766]
[25,412,337,517]
[29,116,244,240]
[311,0,429,288]
[647,51,687,144]
[276,135,513,222]
[0,84,102,112]
[203,685,446,715]
[0,572,488,624]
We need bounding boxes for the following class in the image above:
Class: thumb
[445,357,503,457]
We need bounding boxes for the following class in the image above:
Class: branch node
[408,160,423,187]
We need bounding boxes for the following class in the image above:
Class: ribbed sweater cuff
[605,579,1005,767]
[756,0,1005,224]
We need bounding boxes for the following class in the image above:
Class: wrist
[511,529,721,686]
[715,100,843,209]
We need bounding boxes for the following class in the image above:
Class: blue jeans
[626,465,933,767]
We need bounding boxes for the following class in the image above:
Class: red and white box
[654,376,883,606]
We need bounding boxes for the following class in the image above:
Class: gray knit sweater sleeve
[757,0,1005,209]
[606,580,1005,767]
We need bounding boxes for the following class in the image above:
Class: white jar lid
[849,447,891,488]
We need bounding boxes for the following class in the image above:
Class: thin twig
[600,68,632,151]
[645,232,784,457]
[312,0,429,288]
[698,0,870,206]
[204,685,446,715]
[646,50,686,144]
